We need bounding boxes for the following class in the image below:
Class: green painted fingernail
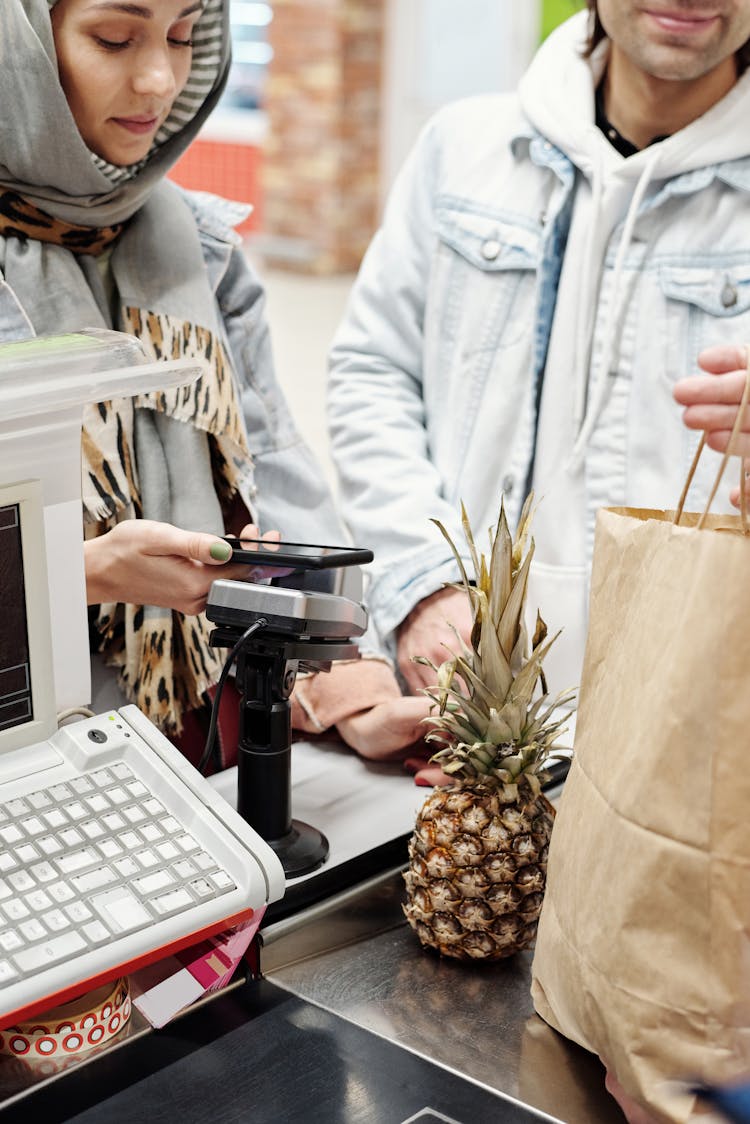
[210,541,232,562]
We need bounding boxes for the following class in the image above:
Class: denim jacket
[328,17,750,665]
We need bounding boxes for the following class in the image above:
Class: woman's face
[51,0,203,166]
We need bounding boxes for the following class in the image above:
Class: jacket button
[721,280,738,308]
[481,239,501,261]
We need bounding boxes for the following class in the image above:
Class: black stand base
[267,819,329,878]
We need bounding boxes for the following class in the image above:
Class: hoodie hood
[519,10,750,182]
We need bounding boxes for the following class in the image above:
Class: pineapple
[403,495,574,961]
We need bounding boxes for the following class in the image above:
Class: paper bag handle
[673,346,750,533]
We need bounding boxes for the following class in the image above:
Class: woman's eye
[168,37,194,48]
[94,36,130,50]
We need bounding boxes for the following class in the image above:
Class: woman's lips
[112,116,159,135]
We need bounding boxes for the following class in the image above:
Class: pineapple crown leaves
[422,494,576,795]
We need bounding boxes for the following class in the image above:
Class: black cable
[198,618,268,775]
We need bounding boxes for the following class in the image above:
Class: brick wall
[260,0,384,274]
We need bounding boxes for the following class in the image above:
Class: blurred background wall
[171,0,585,274]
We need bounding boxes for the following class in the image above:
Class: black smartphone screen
[224,537,374,570]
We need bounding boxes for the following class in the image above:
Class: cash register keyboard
[0,762,236,985]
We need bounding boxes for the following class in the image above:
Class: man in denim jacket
[328,0,750,701]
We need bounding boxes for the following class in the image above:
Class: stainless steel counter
[263,868,627,1124]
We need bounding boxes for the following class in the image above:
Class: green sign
[541,0,585,40]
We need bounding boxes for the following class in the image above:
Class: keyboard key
[140,824,163,843]
[15,844,39,864]
[135,849,158,869]
[0,960,18,983]
[0,852,17,872]
[173,859,197,879]
[59,828,83,848]
[97,839,123,860]
[20,816,45,836]
[210,871,235,891]
[71,867,116,894]
[41,910,70,933]
[102,812,126,831]
[126,781,148,799]
[48,784,73,801]
[47,882,75,905]
[30,863,56,884]
[156,841,179,861]
[176,834,198,854]
[92,887,150,932]
[123,805,147,825]
[107,787,128,806]
[189,878,214,898]
[6,798,30,817]
[0,826,23,846]
[14,931,86,973]
[42,809,67,829]
[56,848,98,875]
[37,836,63,857]
[8,871,35,894]
[133,870,174,896]
[82,920,110,944]
[162,817,180,835]
[64,802,88,822]
[85,794,109,814]
[143,799,165,816]
[70,776,94,795]
[113,857,139,878]
[194,852,217,872]
[0,930,22,952]
[0,881,10,902]
[19,918,47,942]
[25,890,53,912]
[81,820,105,841]
[27,791,52,810]
[119,831,141,850]
[4,900,30,922]
[111,763,133,781]
[64,902,93,923]
[150,888,192,916]
[91,769,115,788]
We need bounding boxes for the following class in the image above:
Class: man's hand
[336,695,432,760]
[396,587,473,694]
[84,519,281,614]
[674,344,750,456]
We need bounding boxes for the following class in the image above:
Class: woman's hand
[674,344,750,456]
[84,519,281,615]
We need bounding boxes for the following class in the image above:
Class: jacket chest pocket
[659,264,750,385]
[429,205,540,358]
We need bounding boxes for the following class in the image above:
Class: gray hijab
[3,0,229,225]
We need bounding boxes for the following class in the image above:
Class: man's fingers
[675,371,748,407]
[696,343,748,375]
[681,402,750,430]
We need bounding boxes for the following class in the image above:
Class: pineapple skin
[403,783,554,960]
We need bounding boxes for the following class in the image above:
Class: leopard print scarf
[83,306,254,735]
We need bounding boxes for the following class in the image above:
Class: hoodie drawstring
[569,144,662,468]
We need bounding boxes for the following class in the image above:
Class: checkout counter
[0,741,626,1124]
[0,332,625,1122]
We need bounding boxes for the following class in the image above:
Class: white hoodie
[520,13,750,696]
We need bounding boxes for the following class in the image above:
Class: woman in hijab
[1,0,428,764]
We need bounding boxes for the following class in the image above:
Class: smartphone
[223,537,374,571]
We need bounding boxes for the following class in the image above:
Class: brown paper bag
[531,409,750,1123]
